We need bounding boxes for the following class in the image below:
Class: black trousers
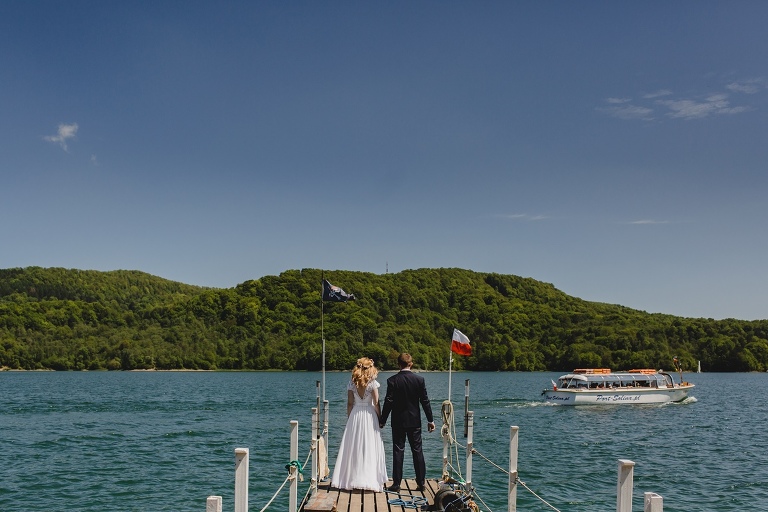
[391,427,426,486]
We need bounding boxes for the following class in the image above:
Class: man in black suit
[379,353,435,492]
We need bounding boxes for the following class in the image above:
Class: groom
[379,353,435,492]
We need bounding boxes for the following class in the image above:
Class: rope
[298,485,313,512]
[258,446,314,512]
[285,460,304,481]
[258,473,291,512]
[295,447,316,511]
[470,490,493,512]
[440,400,464,483]
[385,491,428,509]
[466,447,563,512]
[516,479,563,512]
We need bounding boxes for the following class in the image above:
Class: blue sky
[2,1,767,320]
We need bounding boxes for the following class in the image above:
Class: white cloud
[43,123,79,151]
[629,219,669,225]
[726,79,765,94]
[497,213,549,221]
[598,103,654,121]
[643,89,673,99]
[657,95,748,119]
[600,80,759,121]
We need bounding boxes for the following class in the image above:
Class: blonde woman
[330,357,388,491]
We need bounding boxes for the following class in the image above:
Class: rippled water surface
[1,371,766,511]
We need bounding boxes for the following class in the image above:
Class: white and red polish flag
[451,328,472,356]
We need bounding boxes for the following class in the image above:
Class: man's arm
[419,378,436,432]
[379,381,393,428]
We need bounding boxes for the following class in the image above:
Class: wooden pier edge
[305,478,439,512]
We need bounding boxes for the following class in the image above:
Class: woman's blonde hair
[351,357,378,388]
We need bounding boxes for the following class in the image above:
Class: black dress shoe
[415,484,425,491]
[386,485,400,492]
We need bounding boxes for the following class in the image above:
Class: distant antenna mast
[386,261,388,274]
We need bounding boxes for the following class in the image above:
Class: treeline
[1,267,767,372]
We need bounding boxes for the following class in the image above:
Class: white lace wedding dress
[330,379,388,491]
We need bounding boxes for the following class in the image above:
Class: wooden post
[311,407,318,496]
[508,426,519,512]
[617,459,635,512]
[289,420,299,512]
[465,410,474,494]
[644,492,663,512]
[234,448,249,512]
[206,496,222,512]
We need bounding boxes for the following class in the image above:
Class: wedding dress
[330,379,388,491]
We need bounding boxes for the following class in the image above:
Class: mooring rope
[258,446,314,512]
[440,400,464,482]
[470,489,493,512]
[293,447,316,512]
[515,479,563,512]
[459,446,562,512]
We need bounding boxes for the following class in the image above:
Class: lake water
[1,371,766,511]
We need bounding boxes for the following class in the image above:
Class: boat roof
[558,369,669,381]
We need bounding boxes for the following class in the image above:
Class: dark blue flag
[322,279,356,302]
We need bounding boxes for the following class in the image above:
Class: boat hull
[543,386,693,405]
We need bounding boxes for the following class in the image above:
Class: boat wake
[481,398,546,408]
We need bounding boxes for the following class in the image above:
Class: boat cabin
[556,369,675,390]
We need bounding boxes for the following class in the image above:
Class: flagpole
[321,274,325,404]
[448,350,453,403]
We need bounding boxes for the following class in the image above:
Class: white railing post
[234,448,249,512]
[465,410,474,494]
[289,420,299,512]
[644,492,663,512]
[311,407,318,495]
[617,459,635,512]
[508,426,518,512]
[206,495,222,512]
[323,399,330,459]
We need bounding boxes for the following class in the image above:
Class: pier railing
[207,404,665,512]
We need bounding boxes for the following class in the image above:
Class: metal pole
[465,410,474,494]
[464,379,470,438]
[320,276,329,464]
[448,352,453,402]
[323,399,329,466]
[441,401,450,480]
[311,407,318,496]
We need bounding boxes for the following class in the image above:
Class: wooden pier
[207,393,666,512]
[306,479,440,512]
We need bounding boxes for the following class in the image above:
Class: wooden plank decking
[306,479,438,512]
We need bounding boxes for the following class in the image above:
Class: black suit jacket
[380,369,434,429]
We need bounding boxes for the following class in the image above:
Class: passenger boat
[542,367,694,405]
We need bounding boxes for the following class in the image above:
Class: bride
[331,357,388,491]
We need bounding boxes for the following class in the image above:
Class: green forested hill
[1,267,767,372]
